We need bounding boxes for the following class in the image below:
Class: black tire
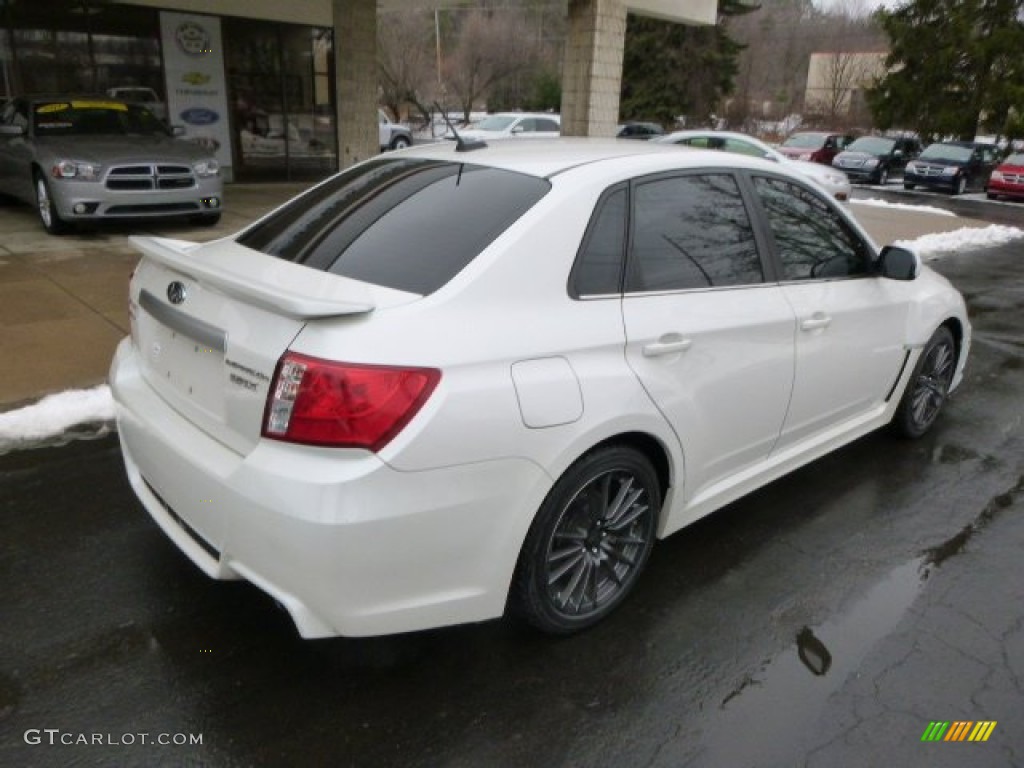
[891,326,956,438]
[986,192,997,200]
[512,445,660,634]
[878,167,889,186]
[953,175,967,195]
[189,212,222,227]
[903,182,915,190]
[34,172,70,235]
[390,135,411,150]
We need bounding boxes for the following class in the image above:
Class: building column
[561,0,628,138]
[333,0,378,168]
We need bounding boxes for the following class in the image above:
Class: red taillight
[262,352,440,452]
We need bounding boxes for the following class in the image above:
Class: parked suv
[0,95,222,234]
[777,131,854,165]
[904,141,999,195]
[831,136,921,185]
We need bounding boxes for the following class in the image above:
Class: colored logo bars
[921,721,997,742]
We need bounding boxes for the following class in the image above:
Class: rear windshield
[32,100,166,136]
[237,157,551,295]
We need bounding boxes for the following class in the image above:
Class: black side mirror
[877,245,919,281]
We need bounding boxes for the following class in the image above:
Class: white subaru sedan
[110,139,970,638]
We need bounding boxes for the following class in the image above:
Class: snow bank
[897,224,1024,260]
[0,385,115,453]
[851,198,956,217]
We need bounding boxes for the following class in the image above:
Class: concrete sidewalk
[0,185,991,410]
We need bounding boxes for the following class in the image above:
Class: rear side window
[627,173,763,292]
[237,157,550,295]
[571,186,627,297]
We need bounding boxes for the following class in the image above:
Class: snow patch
[897,225,1024,260]
[0,385,115,454]
[851,198,956,217]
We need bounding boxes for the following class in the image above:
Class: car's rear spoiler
[130,235,379,320]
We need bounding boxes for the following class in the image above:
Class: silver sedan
[655,130,853,202]
[0,95,223,234]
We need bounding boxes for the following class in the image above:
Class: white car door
[620,172,796,515]
[749,175,912,450]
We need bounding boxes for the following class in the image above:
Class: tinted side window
[753,176,871,281]
[536,118,560,132]
[237,158,550,295]
[572,187,627,297]
[724,138,768,158]
[627,173,763,292]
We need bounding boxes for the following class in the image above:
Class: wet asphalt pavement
[2,201,1024,767]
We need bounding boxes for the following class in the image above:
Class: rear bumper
[50,176,223,220]
[109,338,551,638]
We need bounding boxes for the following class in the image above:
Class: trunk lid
[128,235,416,455]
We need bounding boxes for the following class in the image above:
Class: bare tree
[378,10,437,127]
[806,51,882,122]
[443,9,536,122]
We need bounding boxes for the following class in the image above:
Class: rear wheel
[35,173,70,235]
[512,445,660,634]
[904,182,915,190]
[892,326,956,438]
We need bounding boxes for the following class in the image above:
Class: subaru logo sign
[180,107,219,126]
[167,281,187,305]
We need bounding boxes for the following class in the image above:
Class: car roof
[395,137,782,179]
[22,93,129,104]
[660,129,767,144]
[487,112,561,121]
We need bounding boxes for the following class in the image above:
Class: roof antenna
[435,103,486,153]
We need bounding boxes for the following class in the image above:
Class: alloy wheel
[544,468,654,620]
[908,335,955,432]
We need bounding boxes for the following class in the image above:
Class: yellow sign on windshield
[36,100,128,113]
[71,100,128,111]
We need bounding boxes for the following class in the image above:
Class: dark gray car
[0,95,223,234]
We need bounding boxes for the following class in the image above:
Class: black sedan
[903,141,1000,195]
[832,136,920,185]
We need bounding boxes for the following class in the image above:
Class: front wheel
[904,182,915,190]
[891,326,956,438]
[511,445,660,634]
[390,135,411,150]
[953,175,967,195]
[35,173,70,235]
[878,167,889,186]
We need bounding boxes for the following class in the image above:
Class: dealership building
[0,0,715,182]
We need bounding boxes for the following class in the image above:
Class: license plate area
[139,289,226,418]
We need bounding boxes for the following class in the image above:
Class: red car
[777,131,854,165]
[986,153,1024,201]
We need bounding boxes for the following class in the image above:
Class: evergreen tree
[868,0,1024,142]
[620,1,758,127]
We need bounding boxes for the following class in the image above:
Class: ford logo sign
[180,108,219,126]
[167,281,187,305]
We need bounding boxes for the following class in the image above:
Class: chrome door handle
[642,337,692,357]
[800,314,832,331]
